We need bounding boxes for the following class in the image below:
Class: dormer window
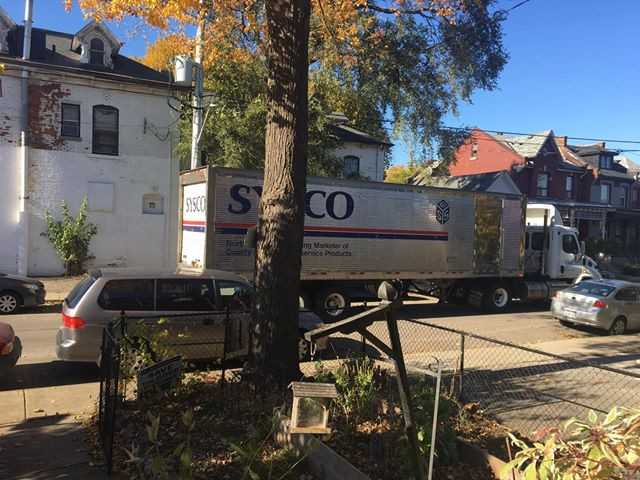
[599,155,612,169]
[89,38,105,65]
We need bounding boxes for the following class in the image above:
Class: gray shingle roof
[332,124,393,147]
[491,130,552,158]
[4,25,169,85]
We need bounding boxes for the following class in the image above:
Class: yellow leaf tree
[66,0,507,384]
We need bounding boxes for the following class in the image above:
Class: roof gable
[72,20,120,54]
[491,129,554,158]
[0,6,17,54]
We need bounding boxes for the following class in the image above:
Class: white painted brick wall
[333,143,387,181]
[0,70,180,275]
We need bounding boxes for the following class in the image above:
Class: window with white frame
[536,173,548,197]
[565,176,573,199]
[599,155,612,169]
[92,105,119,155]
[600,183,611,204]
[61,103,80,138]
[620,185,628,208]
[89,38,105,65]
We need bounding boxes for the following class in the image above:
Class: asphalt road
[1,305,98,392]
[3,298,638,390]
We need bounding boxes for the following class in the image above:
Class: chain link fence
[347,316,640,436]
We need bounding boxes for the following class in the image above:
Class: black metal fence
[97,318,122,475]
[97,309,241,474]
[361,317,640,436]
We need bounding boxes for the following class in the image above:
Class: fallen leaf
[33,408,45,413]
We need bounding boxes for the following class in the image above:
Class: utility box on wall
[143,193,164,214]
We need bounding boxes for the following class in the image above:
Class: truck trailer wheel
[483,282,512,313]
[316,287,350,322]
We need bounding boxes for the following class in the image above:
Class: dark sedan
[0,273,46,314]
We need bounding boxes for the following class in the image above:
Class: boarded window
[61,103,80,137]
[92,105,118,155]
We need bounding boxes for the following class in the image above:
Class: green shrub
[333,356,382,423]
[503,406,640,479]
[584,236,618,259]
[41,197,97,274]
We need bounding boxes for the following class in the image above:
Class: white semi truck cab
[524,203,600,282]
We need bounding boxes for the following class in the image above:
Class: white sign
[181,182,207,268]
[137,355,183,400]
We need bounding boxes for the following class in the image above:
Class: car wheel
[609,317,627,336]
[298,334,311,362]
[299,290,313,310]
[483,282,512,313]
[316,287,350,322]
[0,292,20,314]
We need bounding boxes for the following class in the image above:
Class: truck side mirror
[580,240,586,254]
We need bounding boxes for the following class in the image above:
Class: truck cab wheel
[316,287,350,322]
[483,283,512,313]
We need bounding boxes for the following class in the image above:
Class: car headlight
[22,283,39,292]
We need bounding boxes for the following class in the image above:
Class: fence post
[221,307,230,391]
[459,334,465,400]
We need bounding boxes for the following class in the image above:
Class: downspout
[18,0,33,275]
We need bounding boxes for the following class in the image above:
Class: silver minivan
[56,268,327,363]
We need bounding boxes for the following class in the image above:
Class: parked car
[0,273,46,314]
[0,322,22,375]
[551,279,640,335]
[56,268,328,364]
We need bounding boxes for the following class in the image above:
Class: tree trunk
[251,0,311,385]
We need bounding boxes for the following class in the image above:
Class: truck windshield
[566,282,615,298]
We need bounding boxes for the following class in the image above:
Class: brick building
[450,128,640,259]
[0,8,184,275]
[450,129,608,239]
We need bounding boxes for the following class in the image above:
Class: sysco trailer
[178,167,600,320]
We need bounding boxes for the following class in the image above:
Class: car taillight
[62,313,85,329]
[1,342,13,355]
[550,292,557,299]
[593,300,607,309]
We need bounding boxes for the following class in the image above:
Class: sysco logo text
[228,184,354,220]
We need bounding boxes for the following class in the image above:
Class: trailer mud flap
[468,289,483,309]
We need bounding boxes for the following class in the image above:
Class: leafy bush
[124,409,195,480]
[503,406,640,479]
[333,356,383,423]
[584,236,618,259]
[41,197,97,274]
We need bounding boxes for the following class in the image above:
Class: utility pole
[190,9,205,170]
[18,0,33,275]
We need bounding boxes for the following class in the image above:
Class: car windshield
[566,282,616,298]
[66,276,96,308]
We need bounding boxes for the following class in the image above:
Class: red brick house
[450,129,610,239]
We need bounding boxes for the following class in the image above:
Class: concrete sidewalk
[35,276,84,302]
[0,379,109,479]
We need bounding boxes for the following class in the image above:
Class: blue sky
[4,0,640,166]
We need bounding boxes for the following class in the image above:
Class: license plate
[564,309,577,319]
